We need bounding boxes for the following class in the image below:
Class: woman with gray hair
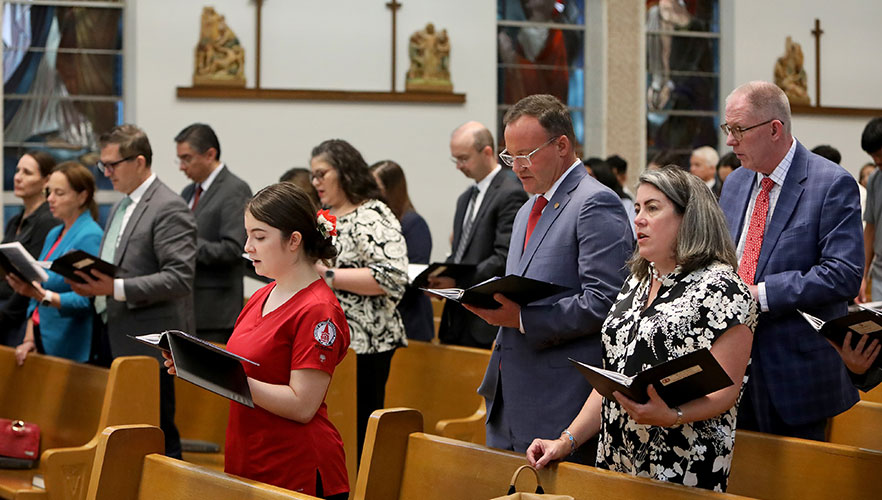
[527,166,757,492]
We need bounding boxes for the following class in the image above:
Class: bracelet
[562,428,577,455]
[672,406,684,426]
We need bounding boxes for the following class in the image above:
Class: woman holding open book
[10,162,102,365]
[165,182,351,499]
[527,166,757,492]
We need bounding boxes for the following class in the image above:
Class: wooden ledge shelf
[791,103,882,117]
[176,86,466,104]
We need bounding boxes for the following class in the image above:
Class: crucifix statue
[810,18,823,106]
[387,0,402,92]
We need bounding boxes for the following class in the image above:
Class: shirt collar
[475,164,501,193]
[128,173,157,203]
[755,138,797,188]
[199,163,225,192]
[542,159,582,201]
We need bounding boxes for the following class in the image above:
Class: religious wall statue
[774,36,810,105]
[193,7,245,87]
[406,23,452,93]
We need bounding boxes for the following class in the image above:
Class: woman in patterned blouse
[527,166,757,492]
[310,139,408,461]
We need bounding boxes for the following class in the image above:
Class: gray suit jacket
[477,164,633,448]
[440,170,527,346]
[181,166,252,331]
[104,177,197,359]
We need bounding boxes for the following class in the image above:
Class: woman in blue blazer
[10,162,103,364]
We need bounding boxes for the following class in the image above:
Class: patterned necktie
[95,196,133,319]
[524,196,549,248]
[453,186,479,263]
[191,184,203,211]
[738,177,775,285]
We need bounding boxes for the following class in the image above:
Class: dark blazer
[440,170,527,347]
[399,210,434,341]
[104,177,197,358]
[719,141,862,426]
[181,166,252,332]
[477,164,632,447]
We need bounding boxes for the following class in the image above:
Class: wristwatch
[41,291,52,307]
[324,269,335,288]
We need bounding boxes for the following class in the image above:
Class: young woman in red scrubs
[165,182,350,499]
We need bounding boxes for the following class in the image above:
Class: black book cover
[800,308,882,369]
[421,275,571,309]
[129,330,258,408]
[569,347,734,407]
[49,250,117,283]
[408,262,476,289]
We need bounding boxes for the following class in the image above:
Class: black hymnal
[421,275,571,309]
[130,330,259,408]
[48,250,117,284]
[800,307,882,369]
[408,262,475,289]
[0,241,48,284]
[569,348,734,407]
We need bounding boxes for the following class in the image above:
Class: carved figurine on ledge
[193,7,245,87]
[774,36,810,106]
[406,23,453,93]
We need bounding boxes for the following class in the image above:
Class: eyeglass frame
[498,136,560,168]
[96,155,136,175]
[720,119,775,141]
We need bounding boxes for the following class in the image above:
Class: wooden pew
[0,346,158,500]
[827,400,882,452]
[177,349,357,493]
[85,425,320,500]
[430,297,445,341]
[728,430,882,500]
[354,408,749,500]
[385,340,490,444]
[861,383,882,404]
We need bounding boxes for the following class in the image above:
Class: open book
[421,274,571,309]
[0,241,49,284]
[407,262,475,289]
[799,306,882,369]
[130,330,259,407]
[42,250,117,284]
[569,347,734,407]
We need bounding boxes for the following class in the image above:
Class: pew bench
[0,346,158,500]
[828,400,882,452]
[85,425,320,500]
[177,349,357,492]
[354,408,750,500]
[861,383,882,404]
[385,340,490,444]
[728,429,882,500]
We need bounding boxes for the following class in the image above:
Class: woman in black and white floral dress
[309,139,408,461]
[528,166,757,492]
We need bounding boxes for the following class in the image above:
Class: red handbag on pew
[0,419,40,462]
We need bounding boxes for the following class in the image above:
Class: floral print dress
[595,261,757,492]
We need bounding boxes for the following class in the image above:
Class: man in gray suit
[175,123,251,343]
[466,95,632,463]
[71,124,197,458]
[433,121,527,348]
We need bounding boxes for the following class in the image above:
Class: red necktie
[191,185,203,211]
[524,196,548,248]
[738,177,775,285]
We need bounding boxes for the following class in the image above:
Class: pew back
[827,400,882,452]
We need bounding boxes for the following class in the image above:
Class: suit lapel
[450,187,470,253]
[456,173,507,256]
[755,143,807,279]
[193,167,227,215]
[115,180,159,266]
[516,165,586,275]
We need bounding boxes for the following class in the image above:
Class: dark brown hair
[310,139,382,204]
[502,94,576,145]
[52,161,99,220]
[23,150,57,178]
[246,182,337,262]
[369,160,414,220]
[98,124,153,167]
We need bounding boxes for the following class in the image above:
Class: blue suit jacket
[478,164,633,447]
[719,141,862,425]
[27,211,103,362]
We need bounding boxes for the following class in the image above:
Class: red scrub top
[225,279,350,496]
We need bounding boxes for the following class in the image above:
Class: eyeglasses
[720,119,775,141]
[499,136,559,168]
[310,169,331,182]
[175,154,194,166]
[96,156,135,174]
[450,154,473,166]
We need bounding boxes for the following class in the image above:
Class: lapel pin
[554,202,560,209]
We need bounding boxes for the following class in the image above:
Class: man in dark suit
[175,123,251,343]
[71,124,197,458]
[719,81,863,440]
[466,95,632,462]
[432,121,527,348]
